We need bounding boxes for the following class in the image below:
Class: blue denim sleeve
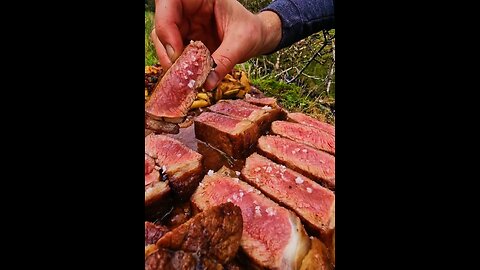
[262,0,335,52]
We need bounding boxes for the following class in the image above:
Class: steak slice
[145,222,169,246]
[257,135,335,190]
[145,134,203,199]
[287,112,335,137]
[271,121,335,155]
[245,94,278,107]
[299,237,333,270]
[191,171,310,270]
[145,115,180,135]
[208,100,262,120]
[194,112,258,159]
[208,99,282,134]
[146,203,242,270]
[145,41,213,120]
[145,248,223,270]
[241,153,335,237]
[145,154,171,207]
[145,154,156,175]
[145,179,170,207]
[156,202,243,265]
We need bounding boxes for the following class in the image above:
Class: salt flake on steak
[265,207,277,216]
[295,177,304,184]
[306,187,313,193]
[207,169,214,176]
[188,79,196,89]
[255,206,262,217]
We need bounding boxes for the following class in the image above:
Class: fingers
[150,29,173,70]
[154,0,185,62]
[203,0,261,90]
[204,34,245,91]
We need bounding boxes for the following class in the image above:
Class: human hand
[151,0,281,90]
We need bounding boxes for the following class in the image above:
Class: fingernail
[166,44,175,61]
[205,71,219,91]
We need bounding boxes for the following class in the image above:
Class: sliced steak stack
[271,121,335,155]
[195,99,282,158]
[257,135,335,190]
[191,170,310,270]
[145,134,203,200]
[287,112,335,137]
[241,153,335,238]
[145,203,243,270]
[145,41,213,123]
[194,112,259,158]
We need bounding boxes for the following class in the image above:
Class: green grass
[145,11,158,66]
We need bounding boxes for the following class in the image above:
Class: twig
[325,39,335,94]
[301,73,323,80]
[264,58,275,67]
[260,73,271,80]
[314,58,324,65]
[274,67,293,78]
[263,57,267,76]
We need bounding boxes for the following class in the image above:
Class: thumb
[204,37,244,91]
